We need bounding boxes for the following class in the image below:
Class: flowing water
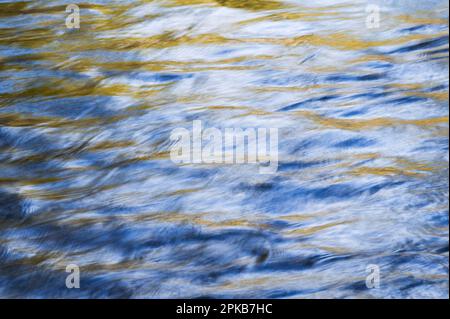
[0,0,448,298]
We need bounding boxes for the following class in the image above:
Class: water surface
[0,0,448,298]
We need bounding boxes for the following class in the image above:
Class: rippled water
[0,0,448,298]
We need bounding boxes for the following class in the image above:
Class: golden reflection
[349,166,425,178]
[169,0,285,10]
[296,110,448,131]
[49,209,269,231]
[396,14,449,26]
[285,220,352,237]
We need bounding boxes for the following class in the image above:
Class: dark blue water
[0,0,448,298]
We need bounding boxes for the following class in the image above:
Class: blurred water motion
[0,0,448,298]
